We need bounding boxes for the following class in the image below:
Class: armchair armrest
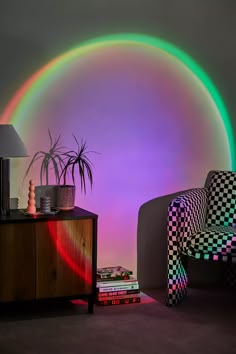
[167,187,208,305]
[168,188,208,252]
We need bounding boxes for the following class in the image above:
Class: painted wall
[0,1,236,276]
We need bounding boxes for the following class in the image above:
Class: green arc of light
[1,33,234,168]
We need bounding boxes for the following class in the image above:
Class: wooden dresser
[0,207,97,313]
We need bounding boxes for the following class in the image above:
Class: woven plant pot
[56,185,75,210]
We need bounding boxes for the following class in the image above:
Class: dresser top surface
[0,206,98,223]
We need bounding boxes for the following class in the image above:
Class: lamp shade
[0,124,28,157]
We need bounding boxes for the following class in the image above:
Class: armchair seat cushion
[187,225,236,262]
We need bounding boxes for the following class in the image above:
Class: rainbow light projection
[47,220,92,285]
[0,33,234,276]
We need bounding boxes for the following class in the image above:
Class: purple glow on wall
[7,42,231,275]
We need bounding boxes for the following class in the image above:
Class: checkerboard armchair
[167,170,236,306]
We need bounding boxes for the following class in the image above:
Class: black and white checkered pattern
[187,225,236,261]
[167,188,208,306]
[207,171,236,227]
[167,171,236,306]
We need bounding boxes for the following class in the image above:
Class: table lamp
[0,124,28,215]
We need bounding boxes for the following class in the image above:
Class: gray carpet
[0,288,236,354]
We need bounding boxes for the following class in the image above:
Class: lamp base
[0,159,10,216]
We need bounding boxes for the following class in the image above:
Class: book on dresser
[96,266,140,306]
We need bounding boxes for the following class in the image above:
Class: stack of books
[96,266,141,306]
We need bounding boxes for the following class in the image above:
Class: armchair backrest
[206,170,236,227]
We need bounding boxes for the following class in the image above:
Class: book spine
[96,278,138,287]
[97,289,140,298]
[97,283,139,293]
[97,296,141,306]
[97,275,131,281]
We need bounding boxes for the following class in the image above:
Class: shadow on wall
[0,33,47,112]
[137,170,225,290]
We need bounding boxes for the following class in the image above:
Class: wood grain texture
[0,223,36,301]
[35,219,93,299]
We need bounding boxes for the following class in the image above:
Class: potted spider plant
[56,135,94,210]
[24,130,65,207]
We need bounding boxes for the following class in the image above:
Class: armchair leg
[181,255,188,272]
[167,254,188,306]
[223,263,236,288]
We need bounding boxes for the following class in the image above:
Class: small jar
[40,196,51,213]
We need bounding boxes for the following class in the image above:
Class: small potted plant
[56,135,94,210]
[24,130,65,207]
[24,130,95,210]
